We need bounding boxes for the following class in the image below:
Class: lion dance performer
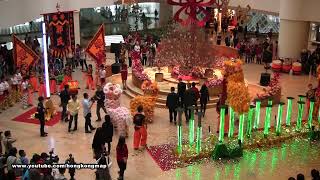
[49,70,57,95]
[130,81,159,123]
[313,65,320,121]
[104,83,131,137]
[60,66,72,91]
[38,77,47,98]
[29,70,38,93]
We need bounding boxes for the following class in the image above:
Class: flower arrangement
[205,77,223,88]
[257,73,281,100]
[132,58,150,81]
[130,81,159,123]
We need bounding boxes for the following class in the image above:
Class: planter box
[132,74,143,88]
[155,73,164,82]
[208,85,223,97]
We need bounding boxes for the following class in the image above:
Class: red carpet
[147,143,178,171]
[12,107,61,126]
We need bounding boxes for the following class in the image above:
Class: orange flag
[85,24,106,66]
[13,35,40,69]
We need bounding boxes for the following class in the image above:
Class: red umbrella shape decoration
[167,0,216,27]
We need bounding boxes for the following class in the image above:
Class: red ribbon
[167,0,216,27]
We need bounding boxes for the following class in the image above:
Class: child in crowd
[19,149,29,174]
[116,136,128,180]
[3,130,16,154]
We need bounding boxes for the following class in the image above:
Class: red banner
[85,25,106,66]
[13,35,40,69]
[43,11,75,58]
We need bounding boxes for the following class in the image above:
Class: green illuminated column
[177,107,184,155]
[218,105,227,143]
[318,107,320,123]
[276,102,285,136]
[238,114,245,143]
[254,100,261,130]
[285,97,294,126]
[246,105,255,138]
[188,106,196,146]
[268,98,273,106]
[228,107,235,138]
[196,112,203,155]
[264,105,272,137]
[296,101,305,131]
[308,99,315,129]
[298,95,306,102]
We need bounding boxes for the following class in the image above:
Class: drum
[271,60,282,72]
[292,62,302,75]
[282,62,292,73]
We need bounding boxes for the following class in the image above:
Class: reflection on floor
[0,63,318,180]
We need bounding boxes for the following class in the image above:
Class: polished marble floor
[0,62,318,180]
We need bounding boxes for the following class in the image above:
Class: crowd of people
[288,169,320,180]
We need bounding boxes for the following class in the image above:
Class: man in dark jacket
[177,78,186,108]
[60,85,70,122]
[37,96,47,137]
[184,83,195,122]
[166,87,179,124]
[94,85,107,121]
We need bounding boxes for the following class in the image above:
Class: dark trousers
[96,103,107,121]
[184,107,191,122]
[61,103,68,121]
[117,161,127,178]
[200,102,207,115]
[85,113,94,132]
[142,55,147,66]
[169,108,177,122]
[128,57,132,67]
[68,114,78,131]
[80,59,88,71]
[106,142,111,154]
[40,118,45,136]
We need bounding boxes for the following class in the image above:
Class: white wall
[0,0,116,28]
[279,0,320,22]
[229,0,280,13]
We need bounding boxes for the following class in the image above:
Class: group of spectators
[288,169,320,180]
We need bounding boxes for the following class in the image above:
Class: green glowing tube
[296,101,305,131]
[246,105,255,137]
[268,98,273,106]
[276,102,285,136]
[254,100,261,129]
[238,114,245,143]
[285,97,294,126]
[219,105,227,143]
[228,107,235,138]
[188,106,195,146]
[177,107,184,155]
[196,112,202,155]
[298,95,306,102]
[308,99,315,129]
[318,108,320,123]
[264,105,272,137]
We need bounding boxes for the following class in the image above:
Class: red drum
[282,64,292,73]
[292,62,302,75]
[272,60,282,72]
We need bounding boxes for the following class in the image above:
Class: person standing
[21,77,31,109]
[95,86,107,122]
[121,63,128,90]
[133,106,147,150]
[177,78,186,108]
[200,84,210,117]
[166,87,179,124]
[67,94,80,132]
[191,82,200,112]
[102,115,113,154]
[99,65,106,86]
[83,93,96,133]
[92,127,105,160]
[3,130,16,154]
[86,64,95,90]
[184,83,195,122]
[116,136,128,180]
[80,48,88,71]
[37,96,47,137]
[60,85,70,122]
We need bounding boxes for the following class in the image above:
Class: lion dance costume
[130,81,159,123]
[104,83,131,137]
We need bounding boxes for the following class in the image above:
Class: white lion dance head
[103,83,131,137]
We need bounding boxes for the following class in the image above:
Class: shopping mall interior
[0,0,320,179]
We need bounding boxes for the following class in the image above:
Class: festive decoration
[85,25,106,67]
[285,97,294,126]
[13,35,40,69]
[167,0,215,27]
[67,80,79,95]
[263,105,272,137]
[104,83,131,137]
[219,105,227,142]
[276,102,285,135]
[254,100,261,129]
[257,73,282,103]
[132,57,150,81]
[43,11,75,58]
[228,107,235,138]
[130,81,158,122]
[296,101,305,131]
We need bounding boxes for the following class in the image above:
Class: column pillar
[159,1,173,26]
[278,0,310,59]
[73,11,81,46]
